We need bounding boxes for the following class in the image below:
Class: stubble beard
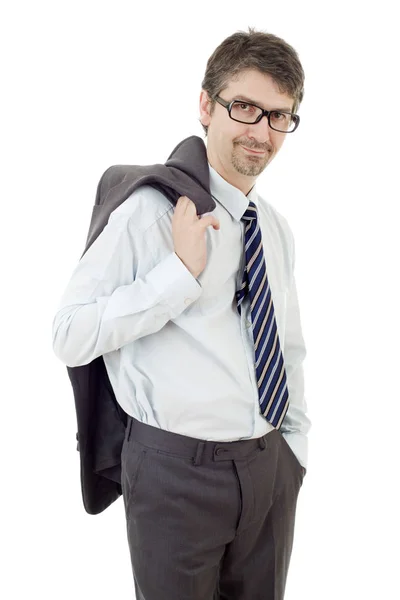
[231,143,270,177]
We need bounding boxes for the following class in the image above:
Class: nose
[246,114,272,146]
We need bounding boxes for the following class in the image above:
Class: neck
[206,150,255,196]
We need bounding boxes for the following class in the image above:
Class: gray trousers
[121,415,305,600]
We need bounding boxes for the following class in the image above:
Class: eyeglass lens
[231,101,295,132]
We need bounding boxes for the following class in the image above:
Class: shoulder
[257,193,295,274]
[109,184,174,234]
[258,193,294,247]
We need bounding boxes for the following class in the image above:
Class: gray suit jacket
[67,135,216,514]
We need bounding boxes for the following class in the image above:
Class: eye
[232,101,258,112]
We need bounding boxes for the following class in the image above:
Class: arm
[52,208,202,368]
[280,238,312,471]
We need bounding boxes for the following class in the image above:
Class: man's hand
[172,196,220,279]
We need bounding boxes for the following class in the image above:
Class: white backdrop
[1,1,399,598]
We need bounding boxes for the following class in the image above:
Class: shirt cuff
[146,252,202,318]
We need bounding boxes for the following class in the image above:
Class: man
[53,27,311,600]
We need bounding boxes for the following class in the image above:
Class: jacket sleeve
[52,209,202,368]
[280,233,312,470]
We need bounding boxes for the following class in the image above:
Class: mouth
[241,145,267,155]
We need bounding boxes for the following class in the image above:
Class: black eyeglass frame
[213,95,300,133]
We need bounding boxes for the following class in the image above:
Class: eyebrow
[233,94,293,113]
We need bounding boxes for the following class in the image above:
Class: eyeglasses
[213,95,300,133]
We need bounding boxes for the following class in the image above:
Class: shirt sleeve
[52,209,202,368]
[280,236,312,470]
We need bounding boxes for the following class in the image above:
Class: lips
[241,146,266,155]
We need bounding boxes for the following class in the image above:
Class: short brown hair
[200,27,305,135]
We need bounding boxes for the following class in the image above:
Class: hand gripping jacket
[68,135,216,514]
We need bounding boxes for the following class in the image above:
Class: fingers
[177,196,198,217]
[176,196,188,213]
[200,215,220,230]
[176,196,219,229]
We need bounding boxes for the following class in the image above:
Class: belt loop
[258,436,266,450]
[193,441,206,466]
[126,416,133,442]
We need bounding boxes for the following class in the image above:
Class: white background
[1,1,399,598]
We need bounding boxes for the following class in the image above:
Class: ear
[199,90,212,128]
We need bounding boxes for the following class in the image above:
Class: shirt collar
[208,163,258,222]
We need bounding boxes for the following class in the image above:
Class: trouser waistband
[125,415,272,466]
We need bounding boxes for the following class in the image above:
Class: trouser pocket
[121,438,147,515]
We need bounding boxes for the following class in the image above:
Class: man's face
[199,69,295,194]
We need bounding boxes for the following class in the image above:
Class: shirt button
[184,298,192,306]
[215,448,225,456]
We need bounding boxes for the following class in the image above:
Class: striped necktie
[236,200,289,429]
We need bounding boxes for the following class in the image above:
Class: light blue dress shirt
[52,164,311,469]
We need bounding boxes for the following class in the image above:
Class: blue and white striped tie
[236,200,289,429]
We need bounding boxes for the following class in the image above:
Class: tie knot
[242,200,258,222]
